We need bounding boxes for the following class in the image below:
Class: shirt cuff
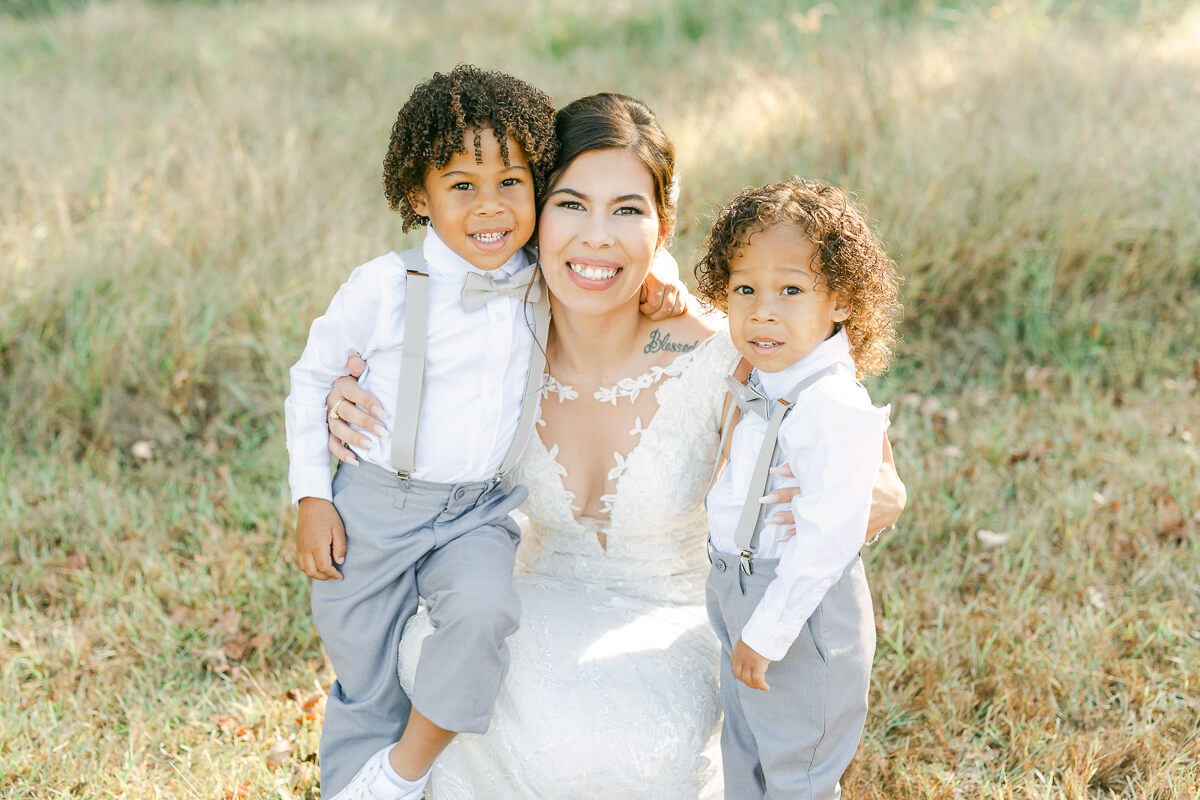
[289,465,334,506]
[740,602,810,662]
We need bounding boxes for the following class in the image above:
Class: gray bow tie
[461,268,542,312]
[726,373,771,420]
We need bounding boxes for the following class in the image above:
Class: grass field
[2,0,1199,797]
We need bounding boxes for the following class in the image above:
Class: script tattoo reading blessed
[643,328,700,355]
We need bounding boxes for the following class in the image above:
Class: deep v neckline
[535,333,721,550]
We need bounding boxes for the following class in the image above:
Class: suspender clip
[739,549,754,575]
[492,472,505,488]
[396,469,412,487]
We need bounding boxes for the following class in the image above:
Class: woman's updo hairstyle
[540,93,678,243]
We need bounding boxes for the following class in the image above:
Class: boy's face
[726,223,849,372]
[410,127,536,271]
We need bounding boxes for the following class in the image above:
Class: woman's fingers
[329,375,387,420]
[327,431,360,465]
[346,352,367,379]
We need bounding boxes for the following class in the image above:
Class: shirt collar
[755,329,855,402]
[421,225,530,281]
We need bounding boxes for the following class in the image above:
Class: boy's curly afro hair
[382,65,558,231]
[695,177,902,377]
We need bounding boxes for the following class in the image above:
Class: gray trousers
[313,462,524,796]
[706,552,875,800]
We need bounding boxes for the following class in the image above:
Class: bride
[325,93,905,798]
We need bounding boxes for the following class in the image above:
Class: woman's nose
[580,212,613,248]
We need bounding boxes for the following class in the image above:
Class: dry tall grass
[1,1,1198,798]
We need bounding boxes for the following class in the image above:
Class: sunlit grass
[1,1,1198,797]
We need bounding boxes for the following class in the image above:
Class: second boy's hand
[732,637,772,690]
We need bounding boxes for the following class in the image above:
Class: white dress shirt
[706,330,889,660]
[285,226,536,504]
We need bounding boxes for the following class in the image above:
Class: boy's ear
[831,294,851,323]
[409,186,430,218]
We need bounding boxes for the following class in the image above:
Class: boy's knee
[434,581,519,635]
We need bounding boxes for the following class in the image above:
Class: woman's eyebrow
[548,187,588,200]
[613,193,649,204]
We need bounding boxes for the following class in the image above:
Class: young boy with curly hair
[695,177,901,799]
[284,65,559,800]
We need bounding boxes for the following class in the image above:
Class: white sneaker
[327,745,430,800]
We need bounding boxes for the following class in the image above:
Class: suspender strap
[703,398,739,501]
[732,361,851,574]
[391,247,429,479]
[495,269,551,478]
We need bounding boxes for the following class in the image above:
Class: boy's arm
[284,262,392,505]
[640,248,692,319]
[738,388,889,662]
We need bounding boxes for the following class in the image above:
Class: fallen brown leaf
[266,737,295,769]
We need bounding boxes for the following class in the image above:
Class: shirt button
[715,560,727,573]
[453,488,466,501]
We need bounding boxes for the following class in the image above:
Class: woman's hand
[326,353,386,465]
[866,435,906,538]
[764,434,906,544]
[639,272,688,320]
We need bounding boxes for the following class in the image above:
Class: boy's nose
[748,298,778,322]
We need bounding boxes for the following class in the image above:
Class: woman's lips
[566,259,622,289]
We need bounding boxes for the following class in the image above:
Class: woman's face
[538,148,662,316]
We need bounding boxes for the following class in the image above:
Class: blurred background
[1,0,1198,797]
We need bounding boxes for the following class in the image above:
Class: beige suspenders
[389,246,550,484]
[716,361,851,574]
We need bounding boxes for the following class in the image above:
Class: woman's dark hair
[540,93,677,241]
[382,65,558,231]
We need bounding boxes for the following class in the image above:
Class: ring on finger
[328,398,347,422]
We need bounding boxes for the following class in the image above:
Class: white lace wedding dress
[397,331,740,799]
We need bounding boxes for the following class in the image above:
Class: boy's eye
[782,285,804,295]
[501,177,521,187]
[732,285,754,296]
[451,181,473,191]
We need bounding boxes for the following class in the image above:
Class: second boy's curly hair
[382,65,558,231]
[695,177,902,376]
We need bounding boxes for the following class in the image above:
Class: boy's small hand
[732,637,772,690]
[640,274,688,320]
[296,497,347,581]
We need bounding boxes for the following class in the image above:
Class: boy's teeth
[473,231,506,243]
[568,262,619,281]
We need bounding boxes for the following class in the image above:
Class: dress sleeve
[739,381,888,661]
[283,262,396,504]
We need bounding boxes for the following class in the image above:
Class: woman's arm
[324,353,381,465]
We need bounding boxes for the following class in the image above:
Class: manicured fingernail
[347,457,359,466]
[371,405,386,418]
[770,512,788,523]
[759,493,781,504]
[372,424,386,435]
[768,466,788,476]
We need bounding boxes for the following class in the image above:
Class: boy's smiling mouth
[470,229,511,251]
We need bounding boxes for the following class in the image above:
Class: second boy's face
[726,223,849,372]
[410,128,536,271]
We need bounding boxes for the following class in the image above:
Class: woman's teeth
[568,262,619,281]
[472,231,507,243]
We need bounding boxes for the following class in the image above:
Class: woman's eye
[782,285,804,295]
[615,206,645,216]
[557,200,585,211]
[733,285,754,296]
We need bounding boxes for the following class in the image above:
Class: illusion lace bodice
[510,330,741,604]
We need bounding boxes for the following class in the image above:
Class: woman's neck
[548,295,647,383]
